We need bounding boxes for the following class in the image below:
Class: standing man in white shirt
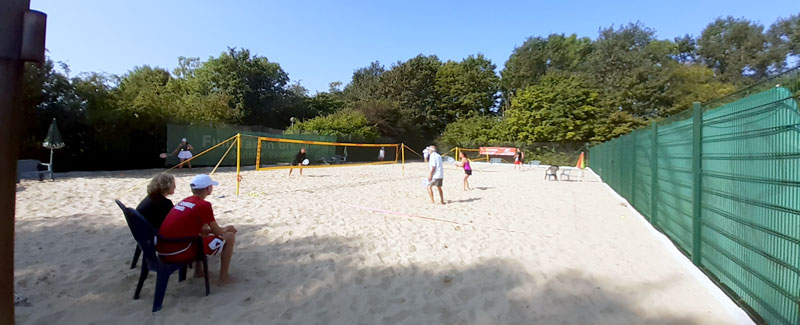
[423,146,430,162]
[426,146,445,205]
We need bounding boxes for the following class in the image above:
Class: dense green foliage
[19,14,800,171]
[286,110,379,140]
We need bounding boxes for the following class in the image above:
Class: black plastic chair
[130,246,142,269]
[115,200,210,312]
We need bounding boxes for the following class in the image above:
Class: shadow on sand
[14,217,704,324]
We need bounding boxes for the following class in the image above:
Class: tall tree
[286,109,379,140]
[673,34,700,64]
[506,73,605,142]
[435,54,500,121]
[193,47,292,128]
[501,34,592,98]
[114,65,173,118]
[767,14,800,66]
[663,64,736,115]
[582,23,676,118]
[377,54,443,133]
[343,61,385,102]
[697,17,776,83]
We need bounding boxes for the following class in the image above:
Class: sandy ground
[13,162,752,324]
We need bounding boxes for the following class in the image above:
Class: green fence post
[584,142,589,167]
[631,134,636,207]
[691,102,703,265]
[649,122,658,225]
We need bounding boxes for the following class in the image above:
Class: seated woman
[136,174,176,229]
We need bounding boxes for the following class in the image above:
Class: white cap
[190,174,218,189]
[181,138,187,142]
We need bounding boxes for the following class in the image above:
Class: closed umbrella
[42,118,65,168]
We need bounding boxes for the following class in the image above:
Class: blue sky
[32,0,799,93]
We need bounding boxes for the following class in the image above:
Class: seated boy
[157,174,237,283]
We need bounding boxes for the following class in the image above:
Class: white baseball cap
[190,174,218,189]
[181,138,187,142]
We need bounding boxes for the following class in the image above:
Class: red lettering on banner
[479,147,517,156]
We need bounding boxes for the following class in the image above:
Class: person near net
[378,147,385,161]
[455,151,472,191]
[423,146,430,162]
[170,138,194,169]
[426,146,445,204]
[157,174,238,284]
[514,149,524,171]
[289,147,307,176]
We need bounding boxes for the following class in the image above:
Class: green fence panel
[699,87,800,324]
[590,81,800,324]
[655,115,694,252]
[633,128,652,215]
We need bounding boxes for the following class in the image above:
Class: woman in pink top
[456,152,473,191]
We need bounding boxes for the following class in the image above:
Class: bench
[528,160,541,167]
[17,159,53,183]
[489,158,503,164]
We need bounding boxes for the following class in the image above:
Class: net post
[236,133,241,196]
[255,136,262,171]
[455,147,459,161]
[401,143,405,176]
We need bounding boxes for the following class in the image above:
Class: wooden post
[0,1,40,321]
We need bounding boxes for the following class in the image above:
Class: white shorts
[178,151,192,159]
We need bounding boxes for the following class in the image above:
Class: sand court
[14,162,752,324]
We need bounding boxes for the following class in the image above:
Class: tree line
[20,14,800,170]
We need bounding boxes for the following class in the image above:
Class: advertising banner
[478,147,517,156]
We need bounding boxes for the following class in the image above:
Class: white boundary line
[586,168,755,325]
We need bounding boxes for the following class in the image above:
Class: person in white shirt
[426,146,445,204]
[423,146,430,162]
[378,147,385,161]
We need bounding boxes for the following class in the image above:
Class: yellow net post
[255,136,262,169]
[236,133,241,196]
[401,143,405,176]
[455,147,459,161]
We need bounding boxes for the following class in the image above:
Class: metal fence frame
[590,67,800,325]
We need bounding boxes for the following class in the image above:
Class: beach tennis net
[254,137,399,171]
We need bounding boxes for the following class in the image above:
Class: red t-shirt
[157,196,216,254]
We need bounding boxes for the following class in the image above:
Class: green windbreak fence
[590,69,800,324]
